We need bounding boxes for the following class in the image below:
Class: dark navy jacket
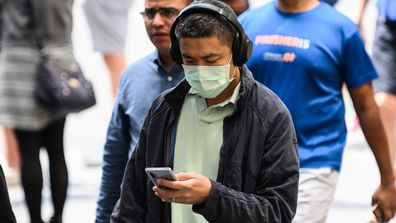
[111,66,299,223]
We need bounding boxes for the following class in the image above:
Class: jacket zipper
[164,112,176,167]
[219,115,239,182]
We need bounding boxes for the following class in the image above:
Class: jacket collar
[164,65,255,114]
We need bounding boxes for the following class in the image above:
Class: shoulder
[314,3,359,39]
[253,81,290,118]
[121,53,156,80]
[251,82,295,137]
[119,52,157,88]
[147,80,189,119]
[242,68,292,122]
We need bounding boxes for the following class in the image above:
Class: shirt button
[201,107,205,111]
[167,76,173,82]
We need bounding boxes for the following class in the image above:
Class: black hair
[175,0,237,47]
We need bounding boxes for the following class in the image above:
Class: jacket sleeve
[95,93,132,223]
[110,113,150,223]
[193,110,299,223]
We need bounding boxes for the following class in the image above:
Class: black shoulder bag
[29,1,96,114]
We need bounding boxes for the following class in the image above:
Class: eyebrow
[181,53,221,60]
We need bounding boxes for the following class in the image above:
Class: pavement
[3,0,395,222]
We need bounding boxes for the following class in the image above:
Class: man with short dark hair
[111,0,299,222]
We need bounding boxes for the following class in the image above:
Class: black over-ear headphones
[169,3,253,66]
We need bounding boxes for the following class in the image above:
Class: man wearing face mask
[111,0,299,222]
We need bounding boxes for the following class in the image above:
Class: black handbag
[35,55,96,114]
[29,0,96,114]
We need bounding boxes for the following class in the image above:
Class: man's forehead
[145,0,188,7]
[180,37,231,57]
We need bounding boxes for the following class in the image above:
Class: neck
[206,67,241,107]
[277,0,319,13]
[158,50,174,71]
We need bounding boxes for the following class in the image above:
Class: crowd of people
[0,0,395,222]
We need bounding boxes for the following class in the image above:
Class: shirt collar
[152,50,183,75]
[189,82,241,107]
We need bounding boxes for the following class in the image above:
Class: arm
[354,0,369,41]
[197,111,299,222]
[349,83,396,221]
[96,90,131,222]
[355,0,369,27]
[96,105,131,222]
[155,109,299,222]
[110,115,149,223]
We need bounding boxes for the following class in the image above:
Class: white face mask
[182,55,235,99]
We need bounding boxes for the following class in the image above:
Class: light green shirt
[171,83,240,223]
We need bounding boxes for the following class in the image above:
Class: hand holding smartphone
[145,167,177,189]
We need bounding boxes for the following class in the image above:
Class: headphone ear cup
[232,32,242,66]
[239,35,253,65]
[232,32,252,67]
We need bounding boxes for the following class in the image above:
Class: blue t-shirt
[377,0,396,21]
[239,2,378,171]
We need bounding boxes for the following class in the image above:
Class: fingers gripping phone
[145,167,177,189]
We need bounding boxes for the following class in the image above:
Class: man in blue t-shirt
[239,0,396,222]
[357,4,396,219]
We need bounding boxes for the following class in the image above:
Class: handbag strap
[27,0,45,51]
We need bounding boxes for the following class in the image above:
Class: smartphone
[145,167,177,189]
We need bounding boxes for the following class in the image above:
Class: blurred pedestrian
[83,0,134,99]
[357,1,396,220]
[240,0,396,222]
[111,0,299,222]
[0,0,20,188]
[0,0,77,222]
[0,164,16,223]
[95,0,191,222]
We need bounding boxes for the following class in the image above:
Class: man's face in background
[142,0,188,53]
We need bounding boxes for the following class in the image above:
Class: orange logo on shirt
[282,53,296,62]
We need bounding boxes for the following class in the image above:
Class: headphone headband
[170,2,252,66]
